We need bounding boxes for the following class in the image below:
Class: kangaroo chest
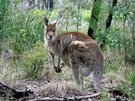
[44,38,56,55]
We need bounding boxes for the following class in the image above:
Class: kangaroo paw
[60,63,65,68]
[54,66,62,73]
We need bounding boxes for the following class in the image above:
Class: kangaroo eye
[46,29,55,32]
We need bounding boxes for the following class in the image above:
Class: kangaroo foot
[54,67,62,73]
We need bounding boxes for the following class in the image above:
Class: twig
[30,92,100,101]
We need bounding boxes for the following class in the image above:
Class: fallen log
[30,92,100,101]
[0,80,34,99]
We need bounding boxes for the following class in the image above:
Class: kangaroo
[43,17,104,92]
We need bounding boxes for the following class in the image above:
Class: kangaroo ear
[51,22,57,27]
[52,20,61,27]
[44,16,49,26]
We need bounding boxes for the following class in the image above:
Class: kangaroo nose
[50,36,53,39]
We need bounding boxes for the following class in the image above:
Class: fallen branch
[0,80,16,93]
[0,80,34,99]
[30,92,101,101]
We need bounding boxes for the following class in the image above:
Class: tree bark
[78,0,81,9]
[49,0,54,10]
[100,0,118,49]
[106,0,118,29]
[43,0,53,10]
[132,22,135,51]
[87,0,103,39]
[35,0,39,8]
[22,0,24,14]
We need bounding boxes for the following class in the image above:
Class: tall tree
[27,0,40,11]
[100,0,118,49]
[77,0,81,9]
[105,0,118,29]
[87,0,103,39]
[133,22,135,51]
[35,0,39,8]
[43,0,54,10]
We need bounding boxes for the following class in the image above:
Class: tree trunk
[44,0,48,9]
[87,0,103,39]
[43,0,53,10]
[58,0,63,10]
[42,0,44,9]
[35,0,39,8]
[123,18,127,65]
[132,22,135,51]
[106,0,117,29]
[100,0,118,49]
[22,0,24,14]
[49,0,54,10]
[78,0,81,9]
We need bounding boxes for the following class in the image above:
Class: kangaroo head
[44,17,57,42]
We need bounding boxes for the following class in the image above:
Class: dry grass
[0,56,21,82]
[37,81,85,97]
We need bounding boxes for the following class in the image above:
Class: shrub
[22,41,49,80]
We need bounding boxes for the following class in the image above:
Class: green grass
[125,69,135,86]
[104,56,123,74]
[101,89,109,101]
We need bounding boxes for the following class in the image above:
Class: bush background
[0,0,135,100]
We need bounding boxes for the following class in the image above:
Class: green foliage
[57,3,82,30]
[117,82,135,99]
[69,0,91,9]
[130,86,135,100]
[125,69,135,86]
[101,90,109,101]
[22,41,48,80]
[0,0,10,41]
[113,1,134,21]
[81,9,91,22]
[117,68,135,99]
[13,9,44,54]
[1,7,45,54]
[104,56,123,74]
[106,30,122,49]
[104,63,119,74]
[117,83,128,92]
[131,52,135,62]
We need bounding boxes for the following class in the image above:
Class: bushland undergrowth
[0,0,135,100]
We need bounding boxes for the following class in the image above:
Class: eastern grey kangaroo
[43,17,104,92]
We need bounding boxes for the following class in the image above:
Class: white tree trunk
[35,0,38,8]
[59,0,63,10]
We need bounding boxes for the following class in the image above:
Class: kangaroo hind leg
[93,62,103,92]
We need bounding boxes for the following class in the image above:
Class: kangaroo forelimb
[50,52,62,73]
